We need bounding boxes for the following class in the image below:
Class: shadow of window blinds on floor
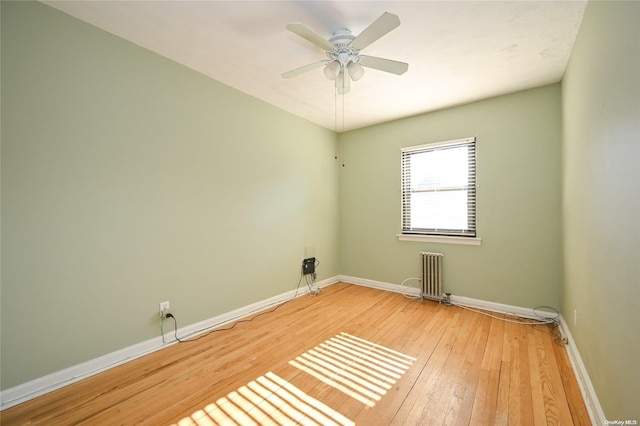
[172,332,414,425]
[289,332,416,407]
[174,371,354,426]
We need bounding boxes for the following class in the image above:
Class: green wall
[3,2,639,419]
[1,1,339,389]
[562,0,640,420]
[339,85,563,309]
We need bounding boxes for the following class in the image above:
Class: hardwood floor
[1,283,591,425]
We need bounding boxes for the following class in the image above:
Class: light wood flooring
[1,283,591,425]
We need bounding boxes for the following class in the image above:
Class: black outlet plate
[302,257,316,275]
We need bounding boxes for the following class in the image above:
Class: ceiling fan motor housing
[327,28,360,66]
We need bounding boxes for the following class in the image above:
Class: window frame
[400,137,478,241]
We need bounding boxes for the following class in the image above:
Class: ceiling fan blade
[282,60,330,79]
[351,12,400,50]
[286,23,335,51]
[359,55,408,75]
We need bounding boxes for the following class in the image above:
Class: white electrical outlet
[159,301,170,318]
[574,309,578,326]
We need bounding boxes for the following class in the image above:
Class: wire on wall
[451,302,564,345]
[399,277,422,299]
[160,260,320,344]
[396,276,564,345]
[304,258,321,295]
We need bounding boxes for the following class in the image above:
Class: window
[401,137,476,238]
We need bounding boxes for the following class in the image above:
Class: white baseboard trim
[0,276,340,410]
[448,294,560,320]
[340,275,603,424]
[338,275,422,297]
[340,275,559,319]
[0,336,165,411]
[2,275,603,424]
[558,316,606,425]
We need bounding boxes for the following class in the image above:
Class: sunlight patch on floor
[289,332,415,407]
[173,332,414,425]
[174,371,353,426]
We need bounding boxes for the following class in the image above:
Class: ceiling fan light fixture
[323,60,341,80]
[347,61,364,81]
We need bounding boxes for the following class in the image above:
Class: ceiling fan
[282,12,409,94]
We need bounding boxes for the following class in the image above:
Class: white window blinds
[401,137,476,237]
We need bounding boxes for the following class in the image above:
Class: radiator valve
[443,293,452,306]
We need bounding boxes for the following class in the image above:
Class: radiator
[420,252,444,302]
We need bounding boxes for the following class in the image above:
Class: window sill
[396,234,482,246]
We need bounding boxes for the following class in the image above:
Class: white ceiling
[44,1,587,132]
